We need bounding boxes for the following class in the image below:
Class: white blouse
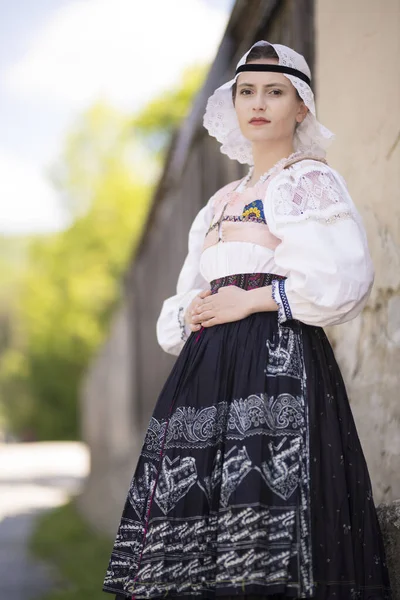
[156,160,374,355]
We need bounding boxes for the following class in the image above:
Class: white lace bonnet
[203,40,334,165]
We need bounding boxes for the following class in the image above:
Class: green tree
[0,63,207,440]
[131,64,208,157]
[2,105,151,439]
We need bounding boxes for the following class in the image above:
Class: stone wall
[316,0,400,504]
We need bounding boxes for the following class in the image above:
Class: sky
[0,0,234,235]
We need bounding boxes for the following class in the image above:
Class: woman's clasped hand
[185,286,255,331]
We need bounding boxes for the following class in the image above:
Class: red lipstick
[249,117,271,125]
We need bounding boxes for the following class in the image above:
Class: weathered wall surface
[77,302,142,534]
[316,0,400,503]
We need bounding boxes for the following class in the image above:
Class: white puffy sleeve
[156,195,214,355]
[265,162,374,327]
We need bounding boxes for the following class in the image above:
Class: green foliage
[132,64,208,157]
[30,501,112,599]
[0,63,207,440]
[1,104,151,440]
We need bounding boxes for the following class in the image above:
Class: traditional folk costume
[103,41,392,600]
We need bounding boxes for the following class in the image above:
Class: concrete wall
[316,0,400,503]
[77,302,142,533]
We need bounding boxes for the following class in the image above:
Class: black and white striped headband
[235,64,311,87]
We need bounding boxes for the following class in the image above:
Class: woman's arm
[192,283,278,328]
[247,285,279,313]
[264,162,374,326]
[156,196,214,355]
[193,162,373,328]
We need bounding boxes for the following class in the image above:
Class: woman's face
[234,58,308,146]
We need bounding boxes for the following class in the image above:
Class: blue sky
[0,0,234,234]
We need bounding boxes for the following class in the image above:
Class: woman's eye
[239,88,282,96]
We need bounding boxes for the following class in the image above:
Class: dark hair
[231,44,301,104]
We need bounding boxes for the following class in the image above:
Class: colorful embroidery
[223,214,265,225]
[205,199,267,237]
[210,272,285,295]
[241,199,266,222]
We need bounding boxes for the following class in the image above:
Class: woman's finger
[192,310,214,323]
[196,298,213,311]
[201,317,219,328]
[191,311,204,323]
[197,310,215,321]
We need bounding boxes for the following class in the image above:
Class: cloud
[0,150,67,234]
[5,0,228,112]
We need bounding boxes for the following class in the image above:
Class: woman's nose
[252,93,267,111]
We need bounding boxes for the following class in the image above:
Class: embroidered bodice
[156,154,375,355]
[202,152,332,252]
[202,185,282,252]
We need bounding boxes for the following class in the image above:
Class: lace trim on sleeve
[271,167,354,228]
[271,279,293,324]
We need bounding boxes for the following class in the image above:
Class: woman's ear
[296,102,309,124]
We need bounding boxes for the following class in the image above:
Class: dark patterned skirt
[103,273,392,600]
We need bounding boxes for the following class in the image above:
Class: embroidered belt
[210,272,286,295]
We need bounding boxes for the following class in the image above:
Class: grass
[30,500,113,600]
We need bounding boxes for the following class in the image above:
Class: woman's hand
[185,289,212,332]
[191,284,279,328]
[191,286,253,328]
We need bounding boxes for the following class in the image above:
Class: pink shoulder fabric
[211,179,243,213]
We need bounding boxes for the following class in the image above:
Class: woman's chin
[246,132,276,145]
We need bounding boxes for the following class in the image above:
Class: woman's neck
[249,140,296,184]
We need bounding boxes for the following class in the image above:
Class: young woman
[103,41,392,600]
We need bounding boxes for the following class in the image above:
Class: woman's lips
[249,119,271,126]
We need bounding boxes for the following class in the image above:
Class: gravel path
[0,442,89,599]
